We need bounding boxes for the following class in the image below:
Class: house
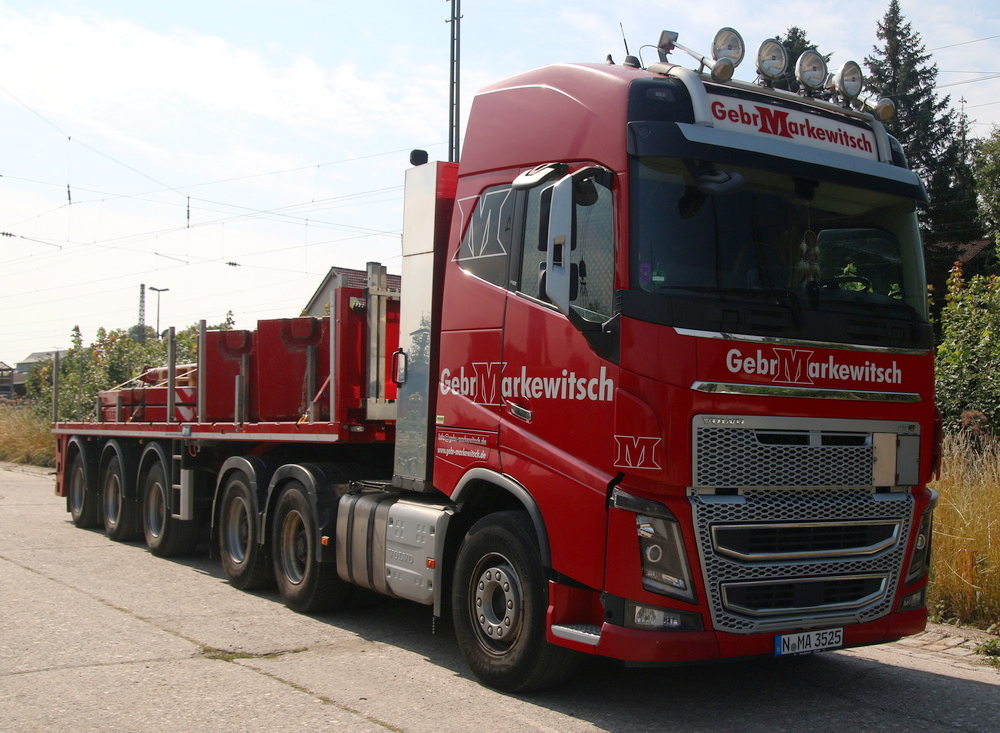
[303,265,401,318]
[9,350,68,397]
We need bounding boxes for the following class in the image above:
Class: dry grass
[928,433,1000,631]
[0,404,55,467]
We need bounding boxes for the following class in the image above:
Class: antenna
[620,22,631,56]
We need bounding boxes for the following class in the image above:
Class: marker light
[796,49,828,91]
[833,60,864,100]
[756,38,788,82]
[712,27,745,68]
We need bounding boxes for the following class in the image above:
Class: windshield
[631,158,928,329]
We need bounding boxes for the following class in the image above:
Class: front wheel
[451,511,579,692]
[142,461,198,557]
[270,481,350,613]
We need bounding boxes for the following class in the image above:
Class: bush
[0,404,55,466]
[936,263,1000,433]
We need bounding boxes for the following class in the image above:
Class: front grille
[692,487,912,633]
[691,415,916,633]
[695,424,873,488]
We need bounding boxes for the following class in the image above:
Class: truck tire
[218,472,272,590]
[102,454,140,541]
[451,511,579,692]
[68,452,100,528]
[270,481,350,613]
[142,461,198,557]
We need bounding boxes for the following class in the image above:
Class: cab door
[499,166,620,590]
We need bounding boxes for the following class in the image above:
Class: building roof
[303,265,401,317]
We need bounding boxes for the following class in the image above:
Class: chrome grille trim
[711,520,903,561]
[692,381,921,403]
[719,574,889,617]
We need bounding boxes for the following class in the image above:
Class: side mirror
[543,174,574,314]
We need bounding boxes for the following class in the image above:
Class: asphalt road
[2,462,999,733]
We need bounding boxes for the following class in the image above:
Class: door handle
[505,400,532,423]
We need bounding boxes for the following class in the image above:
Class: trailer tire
[271,481,350,614]
[218,472,272,590]
[451,511,579,692]
[102,454,140,541]
[68,452,100,528]
[142,461,198,557]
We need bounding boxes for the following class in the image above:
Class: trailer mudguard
[265,462,358,564]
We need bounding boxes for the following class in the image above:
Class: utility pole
[447,0,462,163]
[138,284,146,332]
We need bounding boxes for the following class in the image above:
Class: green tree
[865,0,980,306]
[28,312,236,422]
[865,0,951,182]
[973,126,1000,255]
[936,263,1000,434]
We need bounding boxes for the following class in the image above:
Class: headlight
[637,515,694,600]
[611,488,696,602]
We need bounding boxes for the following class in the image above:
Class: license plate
[774,627,843,656]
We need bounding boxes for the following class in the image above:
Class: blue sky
[2,0,998,367]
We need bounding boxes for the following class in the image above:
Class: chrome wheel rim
[224,495,251,565]
[146,478,166,538]
[471,552,523,652]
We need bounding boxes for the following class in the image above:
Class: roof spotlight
[796,49,828,92]
[756,38,788,82]
[657,28,744,83]
[832,60,864,100]
[712,28,745,68]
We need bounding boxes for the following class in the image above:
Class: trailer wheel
[271,481,350,613]
[451,511,579,692]
[68,452,100,528]
[142,461,198,557]
[218,472,272,590]
[102,454,140,542]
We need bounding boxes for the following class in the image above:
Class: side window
[519,173,615,320]
[519,183,554,300]
[572,177,615,319]
[456,185,512,287]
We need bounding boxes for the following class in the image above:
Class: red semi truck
[53,29,939,691]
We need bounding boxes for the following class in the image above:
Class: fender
[100,439,138,501]
[265,463,357,564]
[451,467,551,569]
[211,454,277,545]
